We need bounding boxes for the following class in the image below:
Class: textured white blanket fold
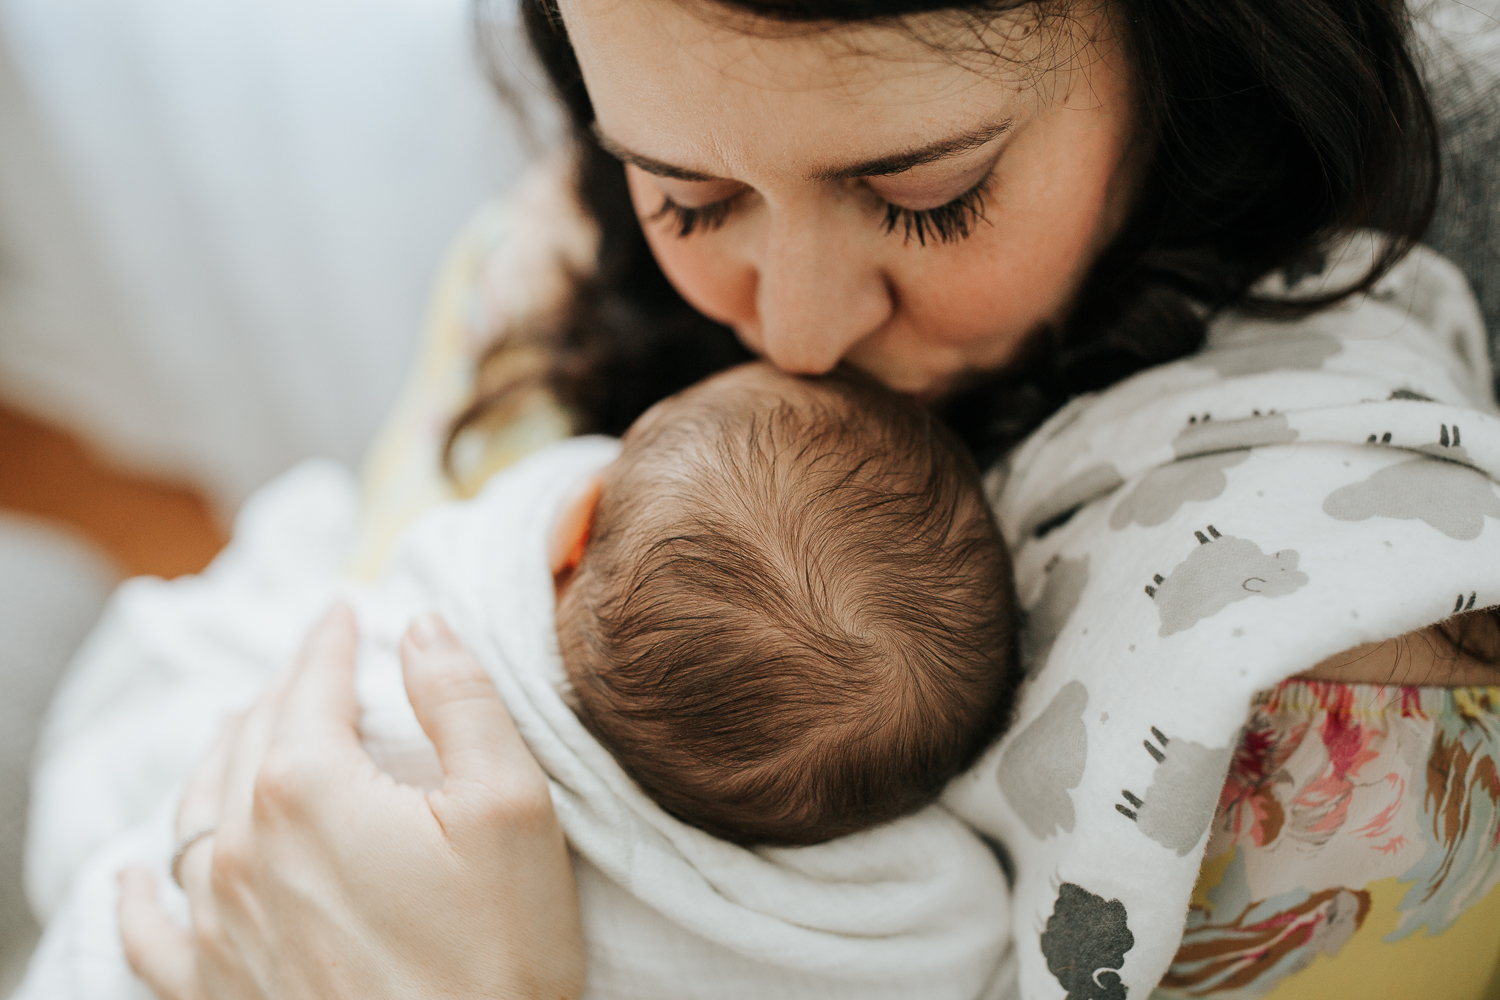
[944,240,1500,999]
[17,437,1013,1000]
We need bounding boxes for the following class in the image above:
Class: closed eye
[650,191,742,237]
[652,172,995,245]
[881,172,995,246]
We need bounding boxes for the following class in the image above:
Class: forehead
[557,0,1061,179]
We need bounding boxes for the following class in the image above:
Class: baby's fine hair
[556,366,1020,846]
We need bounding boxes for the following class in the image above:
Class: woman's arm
[117,606,585,1000]
[1297,609,1500,686]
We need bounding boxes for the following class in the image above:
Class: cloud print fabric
[945,238,1500,999]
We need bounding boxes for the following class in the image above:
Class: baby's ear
[549,474,605,583]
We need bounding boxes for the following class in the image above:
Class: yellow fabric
[1186,856,1500,1000]
[347,198,570,580]
[1261,879,1500,1000]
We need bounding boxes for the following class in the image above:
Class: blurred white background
[0,0,549,511]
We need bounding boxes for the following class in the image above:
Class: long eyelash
[651,195,735,238]
[882,175,994,247]
[651,175,994,245]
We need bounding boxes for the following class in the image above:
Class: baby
[545,362,1020,845]
[19,362,1023,1000]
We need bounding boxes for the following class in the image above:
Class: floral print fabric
[1157,680,1500,998]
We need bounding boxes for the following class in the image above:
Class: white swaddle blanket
[946,239,1500,999]
[16,437,1012,1000]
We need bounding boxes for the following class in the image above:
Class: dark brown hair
[457,0,1440,471]
[555,366,1019,845]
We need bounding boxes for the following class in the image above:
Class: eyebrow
[592,119,1013,184]
[593,129,722,181]
[812,120,1012,180]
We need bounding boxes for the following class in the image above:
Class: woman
[105,0,1499,995]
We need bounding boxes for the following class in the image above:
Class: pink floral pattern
[1155,681,1500,998]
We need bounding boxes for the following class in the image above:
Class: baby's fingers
[118,867,203,1000]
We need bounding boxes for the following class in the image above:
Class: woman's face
[558,0,1142,399]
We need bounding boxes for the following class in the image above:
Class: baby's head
[551,363,1019,846]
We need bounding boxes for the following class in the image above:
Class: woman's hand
[117,605,586,1000]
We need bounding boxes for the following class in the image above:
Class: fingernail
[408,613,451,651]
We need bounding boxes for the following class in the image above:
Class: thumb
[400,614,546,796]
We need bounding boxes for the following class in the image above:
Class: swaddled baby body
[18,362,1022,1000]
[549,362,1020,845]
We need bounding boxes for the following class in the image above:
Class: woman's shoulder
[1236,234,1493,407]
[988,230,1500,683]
[1000,235,1494,514]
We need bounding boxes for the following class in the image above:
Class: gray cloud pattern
[1196,329,1342,378]
[1111,453,1248,530]
[998,681,1089,839]
[1147,528,1308,637]
[1324,456,1500,541]
[1022,555,1090,674]
[1171,412,1299,459]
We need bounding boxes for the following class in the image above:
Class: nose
[752,211,894,375]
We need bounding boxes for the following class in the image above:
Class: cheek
[626,170,759,335]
